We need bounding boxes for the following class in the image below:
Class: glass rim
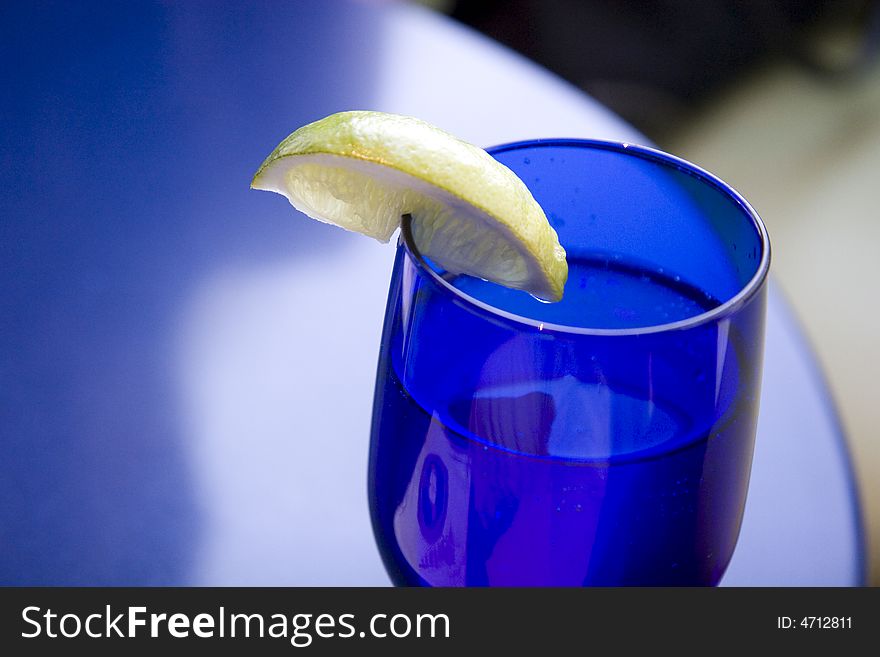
[401,138,771,337]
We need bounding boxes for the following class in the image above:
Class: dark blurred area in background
[450,0,880,139]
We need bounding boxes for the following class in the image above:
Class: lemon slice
[251,111,568,301]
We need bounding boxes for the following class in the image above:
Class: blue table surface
[0,0,865,585]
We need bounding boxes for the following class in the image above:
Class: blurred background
[423,0,880,583]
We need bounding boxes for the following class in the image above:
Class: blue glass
[369,140,770,586]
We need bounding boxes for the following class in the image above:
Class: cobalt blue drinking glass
[369,139,770,586]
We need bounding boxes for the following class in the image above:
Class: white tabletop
[180,1,863,586]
